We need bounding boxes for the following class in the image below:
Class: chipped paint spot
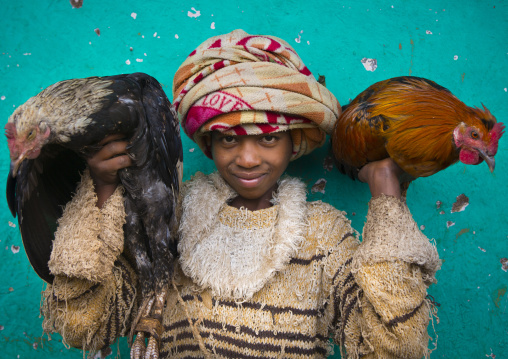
[478,246,486,252]
[399,43,402,50]
[311,178,327,194]
[451,194,469,213]
[323,156,334,171]
[136,58,143,62]
[131,12,137,19]
[125,59,131,65]
[33,343,38,350]
[211,22,215,29]
[455,228,470,239]
[8,287,13,292]
[447,221,455,228]
[436,200,442,209]
[461,73,465,82]
[153,32,157,37]
[175,34,179,39]
[189,148,195,152]
[426,30,433,34]
[440,210,445,215]
[361,58,377,72]
[187,7,201,18]
[486,349,496,358]
[454,55,459,60]
[500,258,508,272]
[0,325,3,330]
[70,0,83,8]
[1,96,5,101]
[94,28,100,36]
[295,34,301,43]
[504,88,507,92]
[420,225,425,230]
[493,286,507,308]
[11,245,20,254]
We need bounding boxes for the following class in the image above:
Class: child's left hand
[358,158,412,199]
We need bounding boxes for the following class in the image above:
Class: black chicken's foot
[130,287,168,359]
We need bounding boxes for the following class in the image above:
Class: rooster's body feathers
[332,76,504,178]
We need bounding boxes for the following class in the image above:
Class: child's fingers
[93,140,129,161]
[98,133,127,146]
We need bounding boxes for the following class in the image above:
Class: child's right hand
[87,134,132,208]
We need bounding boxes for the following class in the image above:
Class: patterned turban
[172,29,341,160]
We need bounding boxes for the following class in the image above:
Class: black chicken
[5,72,183,358]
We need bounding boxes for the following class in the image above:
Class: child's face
[211,131,293,210]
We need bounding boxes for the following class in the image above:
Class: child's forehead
[211,130,290,138]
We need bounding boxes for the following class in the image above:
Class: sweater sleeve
[325,195,441,359]
[41,169,139,351]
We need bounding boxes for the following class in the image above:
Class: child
[42,30,440,359]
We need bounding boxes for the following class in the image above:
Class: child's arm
[329,158,440,358]
[42,137,138,351]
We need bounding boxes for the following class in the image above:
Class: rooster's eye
[471,131,479,139]
[27,130,36,141]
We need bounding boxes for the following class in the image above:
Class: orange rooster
[332,76,504,179]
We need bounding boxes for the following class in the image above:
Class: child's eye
[261,135,277,144]
[221,135,237,144]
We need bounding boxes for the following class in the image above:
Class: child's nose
[236,141,262,168]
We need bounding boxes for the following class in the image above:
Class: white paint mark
[188,7,201,18]
[8,221,15,227]
[307,41,310,45]
[426,30,433,34]
[11,245,20,254]
[446,221,455,228]
[144,53,147,56]
[131,12,137,20]
[295,34,301,43]
[478,246,486,252]
[136,58,143,62]
[23,53,31,56]
[153,32,157,37]
[0,96,5,101]
[361,58,377,72]
[454,55,459,60]
[504,88,507,92]
[189,148,195,152]
[125,59,131,65]
[175,34,179,39]
[420,225,426,231]
[391,5,394,8]
[211,22,215,29]
[311,178,327,194]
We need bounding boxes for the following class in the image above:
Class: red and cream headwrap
[172,29,341,160]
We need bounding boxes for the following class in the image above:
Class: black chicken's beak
[10,157,24,178]
[477,148,495,172]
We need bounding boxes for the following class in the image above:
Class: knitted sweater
[42,171,440,359]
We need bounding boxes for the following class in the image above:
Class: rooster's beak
[10,156,26,178]
[477,148,495,172]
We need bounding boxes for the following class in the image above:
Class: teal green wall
[1,1,506,358]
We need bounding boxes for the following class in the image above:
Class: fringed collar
[178,172,308,300]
